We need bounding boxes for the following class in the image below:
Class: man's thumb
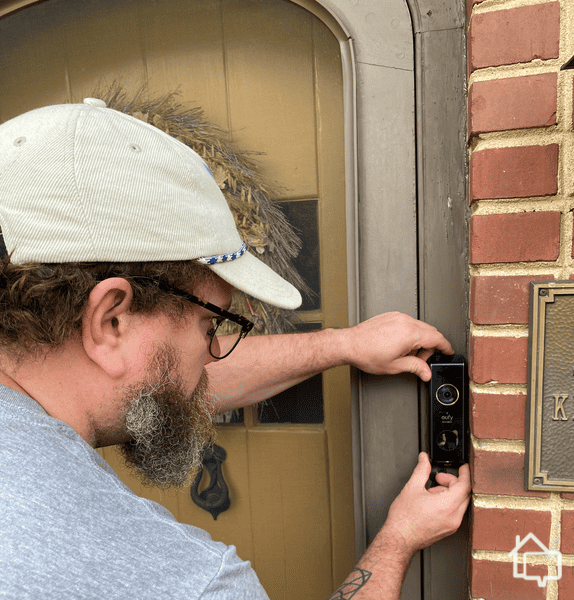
[410,452,432,487]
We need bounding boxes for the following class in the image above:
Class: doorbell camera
[427,352,469,477]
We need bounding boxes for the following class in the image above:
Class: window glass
[276,199,321,312]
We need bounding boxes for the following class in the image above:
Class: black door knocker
[190,443,230,520]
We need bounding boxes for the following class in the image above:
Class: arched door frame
[291,1,469,598]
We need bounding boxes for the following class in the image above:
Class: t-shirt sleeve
[200,545,269,600]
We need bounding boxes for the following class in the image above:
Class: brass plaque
[526,281,574,491]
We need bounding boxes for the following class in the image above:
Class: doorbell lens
[436,383,459,406]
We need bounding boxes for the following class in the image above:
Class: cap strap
[196,241,247,265]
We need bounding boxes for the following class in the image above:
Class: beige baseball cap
[0,99,302,310]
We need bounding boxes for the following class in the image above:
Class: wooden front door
[0,1,354,598]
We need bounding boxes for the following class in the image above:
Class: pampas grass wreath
[91,83,310,336]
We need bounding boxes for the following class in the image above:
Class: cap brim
[208,251,302,310]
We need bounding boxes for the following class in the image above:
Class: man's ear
[81,278,135,379]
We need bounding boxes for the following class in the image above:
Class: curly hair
[0,257,216,358]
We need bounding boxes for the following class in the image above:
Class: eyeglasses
[131,277,254,360]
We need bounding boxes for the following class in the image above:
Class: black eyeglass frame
[129,276,254,360]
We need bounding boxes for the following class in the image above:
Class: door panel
[142,0,230,139]
[223,0,318,198]
[0,0,70,119]
[246,428,332,600]
[64,0,147,97]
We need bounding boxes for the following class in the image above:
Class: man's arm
[206,312,454,412]
[328,453,471,600]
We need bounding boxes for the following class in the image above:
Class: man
[0,100,470,599]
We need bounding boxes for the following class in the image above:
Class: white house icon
[508,533,562,587]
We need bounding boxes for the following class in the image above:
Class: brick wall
[467,0,574,598]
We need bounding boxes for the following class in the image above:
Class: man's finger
[409,452,432,487]
[432,335,454,356]
[393,357,432,381]
[413,325,454,357]
[434,471,458,487]
[417,348,434,363]
[453,464,471,492]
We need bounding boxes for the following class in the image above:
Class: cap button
[83,98,107,108]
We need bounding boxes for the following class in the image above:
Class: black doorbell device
[427,352,469,473]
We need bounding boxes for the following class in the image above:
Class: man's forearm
[206,328,346,412]
[328,527,414,600]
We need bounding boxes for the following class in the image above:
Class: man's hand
[330,453,470,599]
[382,452,471,553]
[339,312,454,381]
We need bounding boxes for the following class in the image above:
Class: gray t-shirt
[0,385,268,599]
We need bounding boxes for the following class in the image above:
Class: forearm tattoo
[328,568,372,599]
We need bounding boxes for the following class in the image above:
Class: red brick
[469,73,557,135]
[469,3,560,71]
[471,558,548,599]
[470,145,559,202]
[562,492,574,500]
[561,511,574,553]
[470,336,528,384]
[470,275,555,324]
[559,566,574,597]
[472,448,549,497]
[470,391,526,440]
[472,506,551,551]
[469,212,561,264]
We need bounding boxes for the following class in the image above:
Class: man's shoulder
[0,384,268,598]
[0,383,50,420]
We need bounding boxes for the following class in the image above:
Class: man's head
[0,99,301,485]
[0,98,301,310]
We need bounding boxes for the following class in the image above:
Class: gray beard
[119,348,215,489]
